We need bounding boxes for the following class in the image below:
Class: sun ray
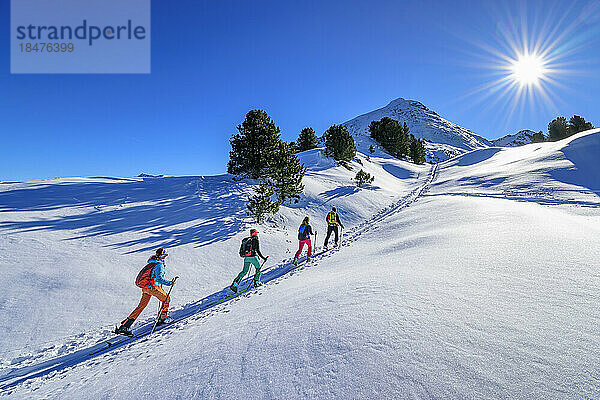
[440,0,599,134]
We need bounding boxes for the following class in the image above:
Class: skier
[293,216,314,265]
[324,206,344,249]
[230,229,268,293]
[115,248,176,335]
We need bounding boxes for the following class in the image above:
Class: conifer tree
[246,181,279,223]
[409,134,426,164]
[567,115,594,136]
[227,110,281,179]
[531,131,546,143]
[354,169,375,187]
[288,141,298,154]
[267,142,306,204]
[296,127,319,152]
[324,124,356,162]
[369,117,409,158]
[548,117,568,142]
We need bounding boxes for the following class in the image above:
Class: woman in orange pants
[116,248,175,335]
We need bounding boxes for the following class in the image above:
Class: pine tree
[409,134,426,164]
[567,115,594,136]
[400,122,411,158]
[246,181,279,223]
[296,127,319,152]
[324,124,356,162]
[531,130,546,143]
[369,117,409,158]
[288,141,298,154]
[227,110,282,179]
[267,142,306,205]
[354,169,375,187]
[548,117,568,142]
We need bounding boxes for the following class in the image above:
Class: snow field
[1,130,599,398]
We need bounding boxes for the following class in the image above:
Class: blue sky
[1,0,599,181]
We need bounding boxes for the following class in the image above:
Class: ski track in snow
[0,165,439,396]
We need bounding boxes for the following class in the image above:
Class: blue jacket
[148,259,172,287]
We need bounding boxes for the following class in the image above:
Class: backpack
[135,261,158,288]
[327,211,337,225]
[298,224,310,240]
[239,237,253,257]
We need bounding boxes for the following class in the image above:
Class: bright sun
[510,53,546,86]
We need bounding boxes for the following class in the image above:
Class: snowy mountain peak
[342,97,491,163]
[491,129,537,147]
[385,97,432,112]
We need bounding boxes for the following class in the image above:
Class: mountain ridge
[341,97,492,162]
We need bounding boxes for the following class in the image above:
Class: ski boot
[230,284,238,293]
[254,281,263,288]
[114,318,134,336]
[293,258,298,266]
[156,316,174,327]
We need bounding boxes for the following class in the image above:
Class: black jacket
[249,236,265,259]
[298,224,314,240]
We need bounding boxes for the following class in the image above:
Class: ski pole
[151,276,178,334]
[314,231,318,253]
[248,256,269,289]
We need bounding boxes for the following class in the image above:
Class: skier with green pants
[230,228,268,293]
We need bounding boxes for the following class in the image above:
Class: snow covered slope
[2,131,600,399]
[490,129,536,147]
[434,128,600,209]
[0,149,426,364]
[342,98,491,162]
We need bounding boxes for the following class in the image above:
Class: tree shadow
[382,163,414,179]
[456,176,507,187]
[319,186,359,203]
[0,176,250,252]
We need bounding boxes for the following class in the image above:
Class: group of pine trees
[228,110,433,221]
[368,117,426,164]
[531,115,594,143]
[227,110,306,223]
[227,109,362,222]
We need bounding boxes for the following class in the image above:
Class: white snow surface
[1,130,600,399]
[342,98,491,163]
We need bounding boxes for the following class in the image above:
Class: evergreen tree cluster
[369,117,409,158]
[369,117,426,164]
[546,115,594,142]
[227,109,306,222]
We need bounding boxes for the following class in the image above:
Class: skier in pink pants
[293,217,314,265]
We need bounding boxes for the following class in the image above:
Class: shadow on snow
[0,176,250,252]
